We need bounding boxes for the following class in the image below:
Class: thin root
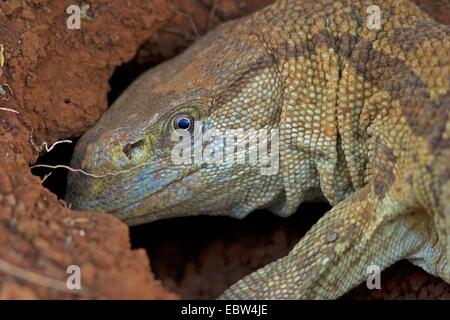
[0,83,14,101]
[0,44,4,68]
[0,107,19,114]
[40,140,73,153]
[207,0,218,29]
[30,134,72,154]
[167,2,200,38]
[41,172,52,184]
[80,3,94,21]
[30,162,154,179]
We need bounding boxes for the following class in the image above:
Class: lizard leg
[410,148,450,282]
[219,184,434,299]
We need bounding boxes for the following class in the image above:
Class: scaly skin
[66,0,450,299]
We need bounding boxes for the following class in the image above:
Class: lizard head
[67,20,285,225]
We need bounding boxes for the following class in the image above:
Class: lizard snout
[122,139,145,160]
[67,127,156,212]
[75,126,149,176]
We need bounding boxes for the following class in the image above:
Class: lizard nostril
[123,139,145,160]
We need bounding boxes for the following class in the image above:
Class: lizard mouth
[109,166,204,225]
[67,162,204,224]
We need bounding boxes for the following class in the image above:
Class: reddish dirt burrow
[136,0,274,65]
[0,0,449,300]
[0,0,177,299]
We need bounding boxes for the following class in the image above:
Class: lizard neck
[256,0,445,216]
[250,1,366,216]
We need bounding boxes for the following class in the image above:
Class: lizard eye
[174,115,193,131]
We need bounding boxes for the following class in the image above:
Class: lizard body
[67,0,450,299]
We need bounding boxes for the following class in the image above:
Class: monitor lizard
[66,0,450,299]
